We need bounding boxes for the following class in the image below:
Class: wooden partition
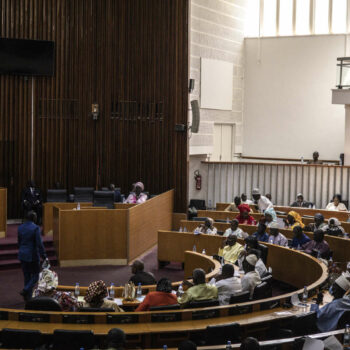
[128,190,174,261]
[0,188,6,238]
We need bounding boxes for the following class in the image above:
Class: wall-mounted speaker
[191,100,200,133]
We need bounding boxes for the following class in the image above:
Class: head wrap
[264,207,277,222]
[328,217,340,227]
[288,211,305,228]
[238,204,251,214]
[37,269,58,294]
[245,254,258,266]
[84,280,108,304]
[207,217,214,227]
[269,222,279,229]
[334,275,350,292]
[134,182,144,191]
[297,193,303,198]
[252,188,260,195]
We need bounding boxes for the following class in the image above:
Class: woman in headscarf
[194,217,217,235]
[235,204,257,225]
[264,207,277,227]
[32,269,80,311]
[325,217,346,237]
[285,211,305,229]
[124,182,148,204]
[83,280,123,311]
[135,278,178,311]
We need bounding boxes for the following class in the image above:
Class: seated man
[21,180,43,225]
[268,222,288,247]
[223,219,248,238]
[177,268,218,305]
[302,230,330,258]
[194,217,217,235]
[105,328,126,350]
[109,183,122,203]
[304,213,327,232]
[242,236,267,264]
[316,274,350,332]
[325,217,345,237]
[136,278,178,311]
[236,204,257,225]
[212,264,242,305]
[241,193,254,205]
[247,248,267,278]
[308,151,323,164]
[225,196,241,212]
[129,260,156,286]
[124,181,147,204]
[252,222,269,243]
[218,233,244,264]
[290,193,312,208]
[241,254,261,299]
[251,188,273,213]
[291,226,311,249]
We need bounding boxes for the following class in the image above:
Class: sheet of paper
[302,337,324,350]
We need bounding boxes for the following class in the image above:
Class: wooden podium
[0,188,7,238]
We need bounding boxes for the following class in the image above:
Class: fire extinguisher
[194,170,201,190]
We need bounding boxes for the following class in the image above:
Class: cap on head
[334,275,350,292]
[252,188,260,195]
[269,222,279,229]
[245,254,258,266]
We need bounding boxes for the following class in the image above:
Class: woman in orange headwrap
[286,211,305,229]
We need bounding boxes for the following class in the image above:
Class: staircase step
[0,247,56,261]
[0,240,53,251]
[0,257,58,270]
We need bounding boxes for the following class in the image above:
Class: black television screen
[0,38,55,76]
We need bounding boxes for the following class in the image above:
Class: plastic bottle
[344,232,349,239]
[183,227,187,232]
[163,346,168,350]
[301,156,304,164]
[202,248,206,255]
[137,283,142,299]
[179,227,183,232]
[302,286,308,303]
[77,202,81,210]
[178,284,184,296]
[344,324,350,347]
[226,217,230,223]
[74,282,80,297]
[109,283,115,299]
[226,340,232,350]
[192,244,197,252]
[208,200,212,210]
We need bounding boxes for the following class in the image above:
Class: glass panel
[279,0,293,35]
[244,0,260,37]
[332,0,347,33]
[263,0,277,36]
[296,0,310,35]
[315,0,329,34]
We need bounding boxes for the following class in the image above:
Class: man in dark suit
[21,180,43,224]
[18,210,47,300]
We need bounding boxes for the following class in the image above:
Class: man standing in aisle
[251,188,273,213]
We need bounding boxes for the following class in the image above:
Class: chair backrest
[229,291,250,304]
[25,296,62,311]
[186,299,219,309]
[252,282,272,300]
[1,328,44,349]
[79,307,115,312]
[73,187,94,202]
[53,329,95,350]
[258,243,268,264]
[205,322,240,345]
[101,187,109,191]
[191,217,207,222]
[292,311,317,336]
[261,273,273,285]
[46,189,67,202]
[93,190,115,209]
[189,199,206,210]
[337,310,350,328]
[149,304,181,311]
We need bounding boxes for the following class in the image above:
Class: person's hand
[238,250,247,258]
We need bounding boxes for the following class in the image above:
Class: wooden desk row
[180,220,350,263]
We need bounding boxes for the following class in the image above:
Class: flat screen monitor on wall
[0,38,55,76]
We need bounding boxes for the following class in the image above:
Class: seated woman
[325,217,346,237]
[291,226,311,249]
[302,230,330,258]
[83,280,123,311]
[252,221,269,243]
[194,217,217,235]
[135,278,178,311]
[224,196,241,212]
[285,211,305,229]
[304,213,327,232]
[32,269,80,311]
[264,207,277,227]
[235,204,257,225]
[325,194,348,211]
[223,219,248,238]
[124,182,147,204]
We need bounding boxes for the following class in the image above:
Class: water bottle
[193,244,197,252]
[178,284,184,296]
[317,250,321,259]
[297,244,301,250]
[163,346,168,350]
[226,340,232,350]
[344,232,349,239]
[302,286,308,303]
[226,217,230,223]
[208,200,212,210]
[109,283,115,299]
[74,282,80,297]
[77,202,81,210]
[137,283,142,298]
[179,227,183,232]
[344,324,350,347]
[183,227,187,232]
[202,248,206,255]
[301,156,304,164]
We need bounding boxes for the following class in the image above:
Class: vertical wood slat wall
[205,162,350,209]
[0,0,189,218]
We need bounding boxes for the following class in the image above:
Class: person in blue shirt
[18,210,48,300]
[109,183,122,203]
[291,226,311,249]
[252,222,269,243]
[316,274,350,332]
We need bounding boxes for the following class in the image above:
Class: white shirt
[223,227,248,239]
[214,277,242,305]
[257,196,273,212]
[325,202,348,211]
[242,199,254,205]
[255,259,267,277]
[241,271,261,299]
